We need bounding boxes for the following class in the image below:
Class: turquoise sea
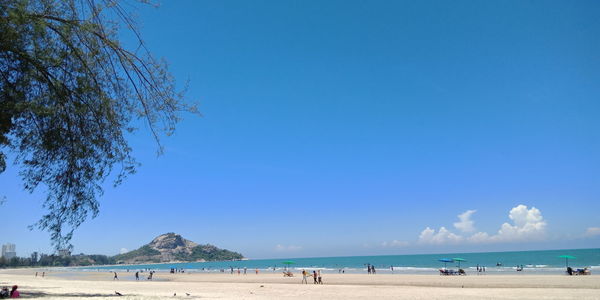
[84,248,600,275]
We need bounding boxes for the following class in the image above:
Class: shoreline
[7,264,597,276]
[1,269,599,299]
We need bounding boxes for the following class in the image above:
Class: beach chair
[283,271,294,277]
[576,268,591,275]
[439,269,453,275]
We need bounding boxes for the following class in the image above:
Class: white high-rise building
[1,243,16,260]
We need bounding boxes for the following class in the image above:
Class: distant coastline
[75,248,600,276]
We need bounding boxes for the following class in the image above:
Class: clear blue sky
[1,0,600,259]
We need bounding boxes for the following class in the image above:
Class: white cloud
[418,204,547,245]
[418,226,464,245]
[381,240,409,247]
[585,227,600,237]
[454,210,477,233]
[275,244,302,252]
[489,205,546,242]
[120,248,128,254]
[467,232,490,243]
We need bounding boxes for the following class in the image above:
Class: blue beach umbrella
[438,258,453,269]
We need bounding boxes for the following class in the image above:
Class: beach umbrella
[452,258,466,268]
[558,255,576,268]
[438,258,453,269]
[282,261,295,270]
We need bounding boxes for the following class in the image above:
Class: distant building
[1,243,16,260]
[58,249,71,257]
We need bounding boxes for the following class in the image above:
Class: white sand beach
[1,268,598,299]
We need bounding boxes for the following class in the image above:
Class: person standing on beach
[244,267,247,275]
[113,272,118,280]
[301,270,308,284]
[312,271,318,284]
[135,271,139,280]
[317,270,322,284]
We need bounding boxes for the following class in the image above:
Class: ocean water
[82,248,600,275]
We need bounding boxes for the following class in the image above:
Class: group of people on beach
[0,285,19,298]
[301,270,323,284]
[226,266,260,275]
[476,265,486,273]
[367,264,376,274]
[516,265,524,271]
[113,270,154,281]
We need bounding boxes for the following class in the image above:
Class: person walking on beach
[244,267,247,275]
[301,270,308,284]
[317,270,323,284]
[135,271,139,280]
[113,272,118,280]
[312,271,318,284]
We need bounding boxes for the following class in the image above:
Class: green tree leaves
[0,0,197,249]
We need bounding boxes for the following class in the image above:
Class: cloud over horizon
[381,240,409,248]
[585,227,600,237]
[453,209,477,233]
[275,244,302,252]
[419,205,547,245]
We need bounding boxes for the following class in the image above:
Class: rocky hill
[113,233,244,264]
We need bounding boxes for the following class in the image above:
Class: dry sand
[1,268,598,299]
